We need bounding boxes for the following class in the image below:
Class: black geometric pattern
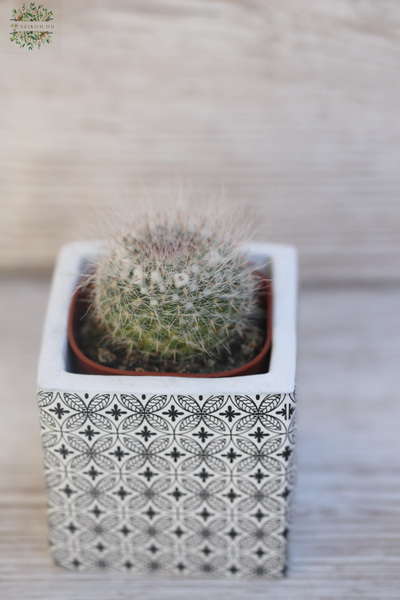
[37,390,296,578]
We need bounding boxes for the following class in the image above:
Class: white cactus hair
[86,195,259,368]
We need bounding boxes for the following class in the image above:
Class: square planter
[37,240,297,578]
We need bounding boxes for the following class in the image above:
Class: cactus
[85,212,260,371]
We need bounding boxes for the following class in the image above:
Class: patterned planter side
[38,389,296,578]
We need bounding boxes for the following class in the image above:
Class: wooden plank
[0,0,400,282]
[0,278,399,598]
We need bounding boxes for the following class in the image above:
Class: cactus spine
[88,213,258,370]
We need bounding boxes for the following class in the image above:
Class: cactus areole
[67,216,272,377]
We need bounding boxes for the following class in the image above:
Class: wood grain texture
[0,278,399,599]
[1,0,400,282]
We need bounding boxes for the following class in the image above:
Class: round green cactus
[88,213,259,369]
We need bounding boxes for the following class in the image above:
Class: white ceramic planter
[37,241,297,578]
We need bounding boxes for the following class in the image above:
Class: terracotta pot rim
[68,273,272,378]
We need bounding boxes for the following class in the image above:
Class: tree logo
[10,2,54,50]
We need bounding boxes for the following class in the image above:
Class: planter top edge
[37,240,297,396]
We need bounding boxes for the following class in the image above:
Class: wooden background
[1,1,400,599]
[1,0,400,283]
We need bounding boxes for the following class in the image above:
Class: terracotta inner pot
[67,273,272,378]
